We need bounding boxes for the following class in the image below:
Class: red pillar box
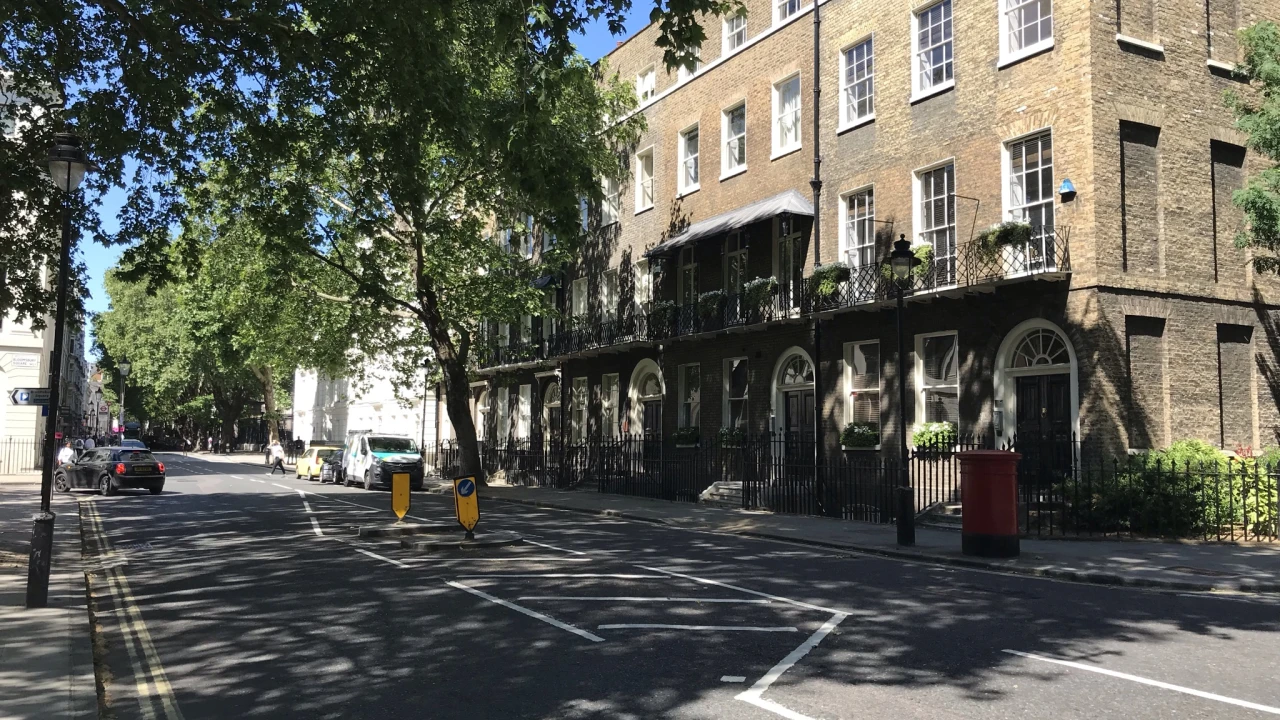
[958,450,1021,558]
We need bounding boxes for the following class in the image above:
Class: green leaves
[1228,22,1280,272]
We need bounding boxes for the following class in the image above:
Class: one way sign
[10,388,51,406]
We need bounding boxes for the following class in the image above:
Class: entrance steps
[699,481,743,509]
[918,502,964,530]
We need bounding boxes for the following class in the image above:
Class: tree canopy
[1231,21,1280,272]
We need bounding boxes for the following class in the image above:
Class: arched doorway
[771,348,815,455]
[542,381,561,449]
[628,359,664,441]
[994,320,1079,446]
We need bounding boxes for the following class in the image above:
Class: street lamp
[117,356,131,442]
[27,133,96,608]
[889,234,921,547]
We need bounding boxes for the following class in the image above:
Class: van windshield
[368,437,418,453]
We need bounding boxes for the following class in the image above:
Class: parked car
[53,447,166,496]
[341,432,424,491]
[298,445,340,481]
[319,452,344,484]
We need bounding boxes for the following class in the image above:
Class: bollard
[25,511,56,608]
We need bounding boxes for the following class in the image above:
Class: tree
[1229,21,1280,272]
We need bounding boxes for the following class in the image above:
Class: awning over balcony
[643,189,814,258]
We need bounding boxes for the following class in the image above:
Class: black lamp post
[27,133,96,608]
[117,355,131,442]
[889,234,921,547]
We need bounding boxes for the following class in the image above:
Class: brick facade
[467,0,1280,458]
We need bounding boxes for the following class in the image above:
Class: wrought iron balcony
[548,311,661,357]
[804,226,1071,314]
[475,338,545,370]
[665,286,801,339]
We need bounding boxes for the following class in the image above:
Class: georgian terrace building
[465,0,1280,461]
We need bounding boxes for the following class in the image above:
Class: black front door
[1015,373,1074,481]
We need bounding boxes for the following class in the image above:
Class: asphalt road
[76,453,1280,720]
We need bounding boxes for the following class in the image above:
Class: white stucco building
[293,362,441,448]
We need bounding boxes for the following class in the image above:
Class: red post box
[958,450,1021,558]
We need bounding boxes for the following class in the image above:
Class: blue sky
[79,8,649,363]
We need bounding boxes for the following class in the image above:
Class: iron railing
[0,438,41,475]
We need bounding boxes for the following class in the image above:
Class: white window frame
[601,269,619,321]
[498,322,510,347]
[998,0,1054,68]
[475,390,488,441]
[724,232,748,293]
[635,146,654,213]
[677,47,702,82]
[912,0,955,103]
[721,102,747,179]
[572,277,588,320]
[634,259,652,313]
[678,247,698,306]
[496,386,510,444]
[601,374,620,439]
[843,341,881,446]
[840,185,876,269]
[723,357,749,430]
[541,289,558,340]
[517,384,531,441]
[522,214,535,259]
[678,124,700,195]
[521,314,532,343]
[636,65,656,102]
[775,0,801,25]
[571,377,588,443]
[1002,128,1054,224]
[771,74,802,159]
[839,36,875,131]
[723,12,747,55]
[915,331,960,432]
[601,175,620,226]
[678,363,701,429]
[579,196,589,231]
[913,159,957,285]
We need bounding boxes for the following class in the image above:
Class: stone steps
[700,480,743,509]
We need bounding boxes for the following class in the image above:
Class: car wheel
[342,472,351,488]
[53,472,70,493]
[364,471,373,491]
[149,486,163,495]
[99,475,116,497]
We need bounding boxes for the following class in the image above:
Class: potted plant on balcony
[880,243,933,283]
[911,421,957,458]
[650,300,677,335]
[672,426,700,447]
[698,290,725,322]
[807,261,851,305]
[974,221,1033,264]
[840,422,879,450]
[743,276,778,307]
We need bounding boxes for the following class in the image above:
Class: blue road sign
[457,478,476,497]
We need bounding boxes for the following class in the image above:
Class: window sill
[634,204,654,216]
[1206,58,1236,72]
[997,39,1054,69]
[1115,34,1164,55]
[836,114,875,135]
[770,145,802,162]
[909,80,954,105]
[678,185,701,198]
[720,165,748,181]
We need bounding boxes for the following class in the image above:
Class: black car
[319,451,344,484]
[54,447,166,495]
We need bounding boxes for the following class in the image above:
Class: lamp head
[44,133,97,193]
[889,234,919,281]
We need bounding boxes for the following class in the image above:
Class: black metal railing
[805,226,1071,314]
[0,438,42,475]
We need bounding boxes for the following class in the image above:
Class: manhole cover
[1165,565,1238,578]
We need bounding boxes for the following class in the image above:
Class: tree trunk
[439,354,484,483]
[256,366,279,444]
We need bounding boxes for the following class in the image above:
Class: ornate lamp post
[889,234,921,547]
[117,355,131,442]
[27,133,96,608]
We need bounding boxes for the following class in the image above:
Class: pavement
[478,485,1280,594]
[0,481,97,720]
[70,452,1280,719]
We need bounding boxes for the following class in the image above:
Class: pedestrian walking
[56,442,75,467]
[268,440,286,475]
[83,436,96,451]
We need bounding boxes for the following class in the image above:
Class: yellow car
[296,445,339,481]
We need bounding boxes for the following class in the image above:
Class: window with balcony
[722,103,747,177]
[601,176,620,226]
[724,232,748,295]
[678,247,698,307]
[522,214,535,258]
[679,364,700,429]
[773,75,801,156]
[602,374,620,439]
[579,196,589,231]
[724,12,747,53]
[679,125,700,194]
[635,147,654,212]
[636,66,656,101]
[916,162,956,284]
[521,314,532,343]
[634,259,652,313]
[913,0,954,101]
[724,357,748,429]
[572,277,588,321]
[842,187,875,268]
[497,386,510,443]
[917,332,958,427]
[845,341,880,442]
[517,384,531,440]
[571,377,588,443]
[1006,131,1055,270]
[776,0,800,24]
[841,38,874,129]
[541,289,558,340]
[475,390,488,441]
[1000,0,1053,66]
[601,269,619,321]
[498,322,510,347]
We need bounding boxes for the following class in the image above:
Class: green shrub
[807,262,851,300]
[974,222,1033,261]
[672,426,700,445]
[911,421,956,450]
[651,300,677,327]
[743,276,778,306]
[698,290,725,319]
[880,243,934,282]
[841,422,879,448]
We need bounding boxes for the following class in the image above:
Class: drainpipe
[809,0,825,484]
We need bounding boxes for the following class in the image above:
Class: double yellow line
[83,501,186,720]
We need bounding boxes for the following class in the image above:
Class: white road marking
[721,676,747,683]
[599,624,798,632]
[353,548,410,569]
[518,596,772,604]
[637,565,844,614]
[457,573,662,579]
[302,501,313,513]
[1002,650,1280,715]
[445,580,605,643]
[272,483,293,491]
[310,517,323,537]
[522,538,587,556]
[295,488,306,499]
[736,612,850,720]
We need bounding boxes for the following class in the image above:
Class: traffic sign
[9,388,50,406]
[391,473,411,521]
[453,475,479,536]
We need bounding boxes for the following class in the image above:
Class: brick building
[466,0,1280,463]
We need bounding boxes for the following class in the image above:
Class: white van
[342,431,425,491]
